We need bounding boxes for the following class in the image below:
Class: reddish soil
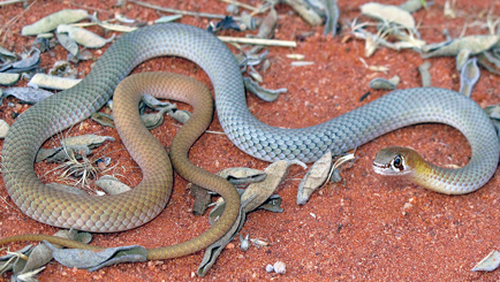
[1,0,500,281]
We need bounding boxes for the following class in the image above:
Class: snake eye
[393,155,403,170]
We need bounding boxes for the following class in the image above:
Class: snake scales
[1,23,499,259]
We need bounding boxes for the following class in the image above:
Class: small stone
[265,264,274,273]
[273,261,286,274]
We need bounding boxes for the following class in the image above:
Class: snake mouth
[372,162,391,175]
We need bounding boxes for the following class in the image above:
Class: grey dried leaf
[28,73,81,90]
[330,168,342,183]
[456,49,471,71]
[142,94,176,108]
[418,61,432,87]
[422,35,500,58]
[360,3,415,30]
[218,167,266,185]
[283,0,323,26]
[0,244,33,274]
[239,234,250,251]
[256,194,283,213]
[190,184,212,215]
[323,0,340,36]
[0,119,9,139]
[91,112,114,128]
[369,76,400,90]
[167,109,191,124]
[154,15,183,24]
[459,58,480,97]
[399,0,425,13]
[256,8,277,39]
[36,144,91,163]
[0,49,40,74]
[297,150,332,205]
[249,68,263,83]
[226,4,239,15]
[18,245,52,277]
[484,104,500,120]
[114,13,135,24]
[472,250,500,271]
[73,50,93,61]
[477,51,500,76]
[0,73,20,86]
[197,205,246,277]
[48,243,147,271]
[95,175,132,195]
[56,31,79,56]
[21,9,89,36]
[0,45,17,61]
[243,77,287,102]
[12,49,40,71]
[242,160,307,213]
[91,13,138,33]
[56,24,115,48]
[239,11,256,31]
[61,134,114,148]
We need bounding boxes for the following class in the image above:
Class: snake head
[372,146,423,177]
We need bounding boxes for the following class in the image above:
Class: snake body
[1,23,499,254]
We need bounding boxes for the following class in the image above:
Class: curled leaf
[56,24,115,48]
[418,61,432,87]
[22,9,89,36]
[218,167,266,185]
[323,0,340,36]
[297,151,332,205]
[48,243,147,271]
[96,175,132,195]
[0,73,20,86]
[28,73,81,90]
[472,250,500,272]
[459,58,480,97]
[360,3,415,30]
[56,32,79,56]
[243,77,287,102]
[369,76,400,90]
[456,49,471,71]
[422,35,500,58]
[0,120,9,139]
[242,160,306,213]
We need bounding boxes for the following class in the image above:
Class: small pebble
[265,264,274,273]
[273,261,286,274]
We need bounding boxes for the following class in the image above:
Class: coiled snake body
[1,23,499,259]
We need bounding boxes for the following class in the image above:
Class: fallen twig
[129,0,237,20]
[0,0,27,6]
[218,0,259,12]
[218,36,297,47]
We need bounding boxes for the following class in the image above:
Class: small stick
[218,0,259,12]
[129,0,238,20]
[218,36,297,47]
[0,0,27,6]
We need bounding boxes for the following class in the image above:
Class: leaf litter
[4,0,500,279]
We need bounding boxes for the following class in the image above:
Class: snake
[1,23,499,259]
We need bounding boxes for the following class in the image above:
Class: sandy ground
[0,0,500,281]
